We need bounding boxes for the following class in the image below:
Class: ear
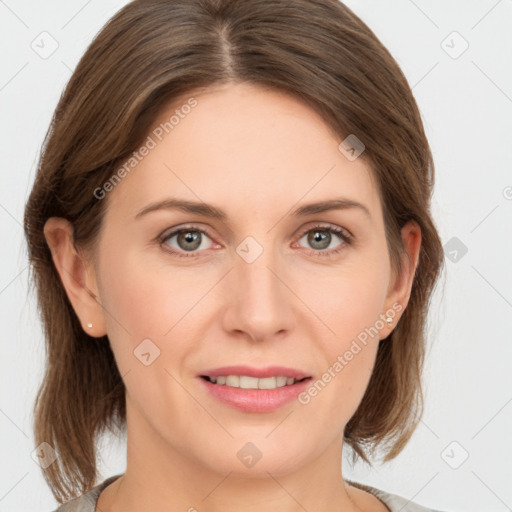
[43,217,107,337]
[380,219,422,338]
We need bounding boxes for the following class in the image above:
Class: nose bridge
[236,239,283,307]
[224,236,293,339]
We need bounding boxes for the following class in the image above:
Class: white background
[1,1,511,511]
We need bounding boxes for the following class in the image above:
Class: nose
[221,247,295,344]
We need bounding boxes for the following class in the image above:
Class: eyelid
[295,222,353,241]
[158,224,217,250]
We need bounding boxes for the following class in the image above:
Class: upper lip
[199,365,311,380]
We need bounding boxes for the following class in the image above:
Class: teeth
[208,375,300,389]
[276,376,287,387]
[241,376,259,388]
[258,376,276,389]
[226,375,240,387]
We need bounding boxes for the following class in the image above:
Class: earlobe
[43,217,107,337]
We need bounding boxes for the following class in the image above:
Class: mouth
[200,374,311,389]
[197,366,313,412]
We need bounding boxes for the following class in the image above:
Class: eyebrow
[134,197,371,220]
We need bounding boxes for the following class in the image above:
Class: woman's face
[81,82,418,476]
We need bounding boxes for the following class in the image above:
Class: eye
[159,226,215,258]
[295,224,352,257]
[158,223,353,259]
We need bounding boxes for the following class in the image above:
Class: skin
[44,82,421,512]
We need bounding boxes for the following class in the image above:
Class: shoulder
[346,479,447,512]
[50,474,123,512]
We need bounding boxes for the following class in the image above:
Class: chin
[191,436,310,477]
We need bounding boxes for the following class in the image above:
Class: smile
[201,375,309,389]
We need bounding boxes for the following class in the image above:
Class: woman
[24,0,446,510]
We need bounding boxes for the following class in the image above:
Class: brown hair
[24,0,444,503]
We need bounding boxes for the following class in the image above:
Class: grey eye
[164,229,213,253]
[299,228,343,251]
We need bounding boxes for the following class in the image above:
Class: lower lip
[199,377,311,413]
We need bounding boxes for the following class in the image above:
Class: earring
[87,322,93,328]
[385,317,393,327]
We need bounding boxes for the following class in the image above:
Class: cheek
[97,244,211,339]
[95,250,206,409]
[298,255,389,416]
[95,240,223,388]
[302,254,390,344]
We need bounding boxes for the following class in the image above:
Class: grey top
[52,474,446,512]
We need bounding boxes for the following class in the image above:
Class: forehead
[106,82,381,224]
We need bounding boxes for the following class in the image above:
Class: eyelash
[158,223,353,259]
